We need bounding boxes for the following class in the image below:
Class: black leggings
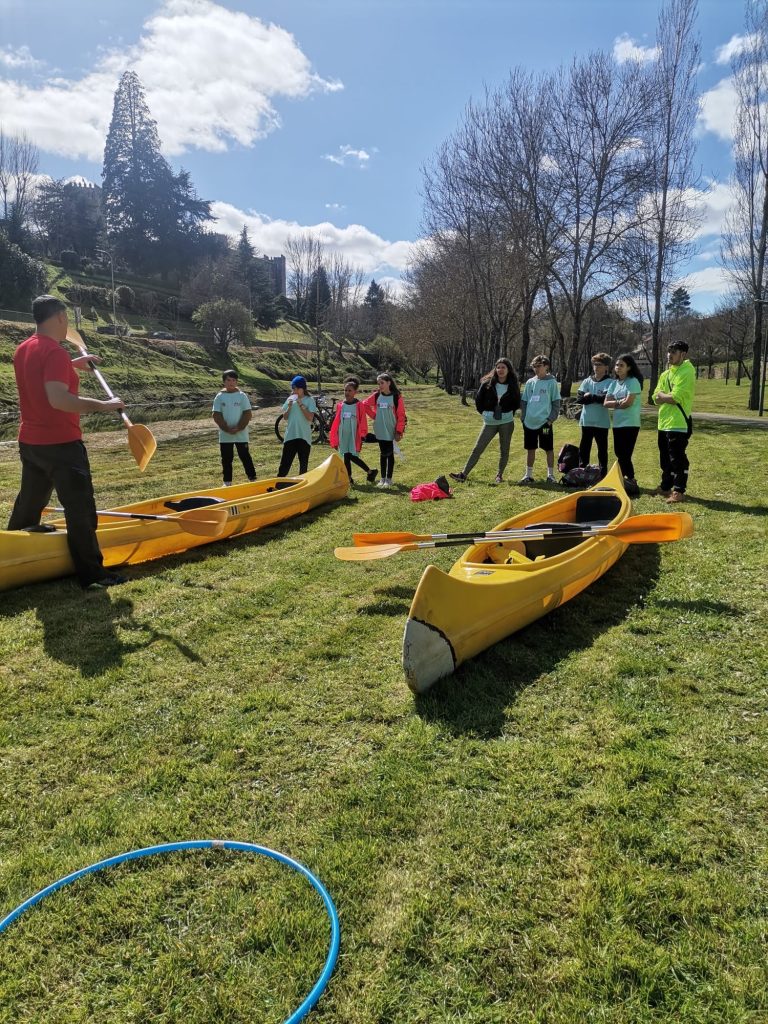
[658,430,690,493]
[277,438,310,477]
[612,427,640,479]
[343,452,371,479]
[378,440,395,480]
[578,426,609,475]
[7,440,105,586]
[219,442,256,483]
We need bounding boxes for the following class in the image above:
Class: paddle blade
[127,422,157,472]
[335,543,410,561]
[353,531,425,545]
[176,507,229,537]
[66,325,86,351]
[612,512,693,544]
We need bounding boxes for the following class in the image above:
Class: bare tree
[285,232,324,321]
[634,0,701,393]
[537,53,654,394]
[0,128,40,244]
[721,0,768,410]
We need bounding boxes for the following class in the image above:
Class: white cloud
[697,75,738,140]
[210,200,415,276]
[325,202,346,211]
[0,0,343,161]
[613,33,659,65]
[715,33,760,65]
[323,144,371,168]
[678,265,734,297]
[0,45,44,70]
[688,179,738,238]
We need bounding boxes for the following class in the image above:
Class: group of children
[212,343,694,502]
[211,370,407,489]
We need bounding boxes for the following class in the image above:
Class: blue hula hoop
[0,839,340,1024]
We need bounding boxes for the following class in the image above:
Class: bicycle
[274,392,337,444]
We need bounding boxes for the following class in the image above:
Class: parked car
[151,331,174,340]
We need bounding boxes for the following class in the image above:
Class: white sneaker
[380,479,392,489]
[376,479,387,488]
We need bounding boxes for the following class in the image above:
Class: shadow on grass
[655,597,741,616]
[413,544,662,739]
[0,583,205,676]
[677,495,767,516]
[357,585,414,618]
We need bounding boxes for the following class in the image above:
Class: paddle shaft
[46,506,224,528]
[68,332,134,429]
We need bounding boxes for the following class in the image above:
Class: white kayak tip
[402,618,456,694]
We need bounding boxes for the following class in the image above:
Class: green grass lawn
[0,391,766,1023]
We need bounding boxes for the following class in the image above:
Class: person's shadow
[0,583,203,677]
[413,544,663,738]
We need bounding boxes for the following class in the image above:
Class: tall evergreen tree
[665,286,691,320]
[307,264,331,327]
[102,71,211,275]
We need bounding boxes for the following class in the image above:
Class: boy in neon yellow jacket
[651,340,695,503]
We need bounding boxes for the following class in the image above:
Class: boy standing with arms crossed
[212,370,257,486]
[519,355,561,485]
[651,340,695,503]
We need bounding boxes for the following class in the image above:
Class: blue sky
[0,0,748,310]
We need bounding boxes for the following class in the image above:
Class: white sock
[547,470,556,479]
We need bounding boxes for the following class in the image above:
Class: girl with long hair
[450,358,521,484]
[604,353,643,491]
[361,372,407,488]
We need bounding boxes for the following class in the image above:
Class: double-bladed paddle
[45,505,229,538]
[66,326,157,472]
[336,512,693,561]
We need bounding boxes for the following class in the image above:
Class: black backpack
[557,443,580,474]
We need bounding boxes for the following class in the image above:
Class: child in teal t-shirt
[519,354,560,485]
[576,352,613,478]
[329,377,377,484]
[277,374,317,477]
[212,369,256,485]
[604,353,644,489]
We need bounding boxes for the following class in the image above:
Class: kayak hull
[402,463,631,693]
[0,453,349,591]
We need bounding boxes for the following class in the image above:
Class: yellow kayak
[0,453,349,591]
[402,463,632,693]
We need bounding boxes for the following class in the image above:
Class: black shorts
[523,424,554,452]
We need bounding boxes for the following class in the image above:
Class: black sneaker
[518,475,534,486]
[86,573,127,592]
[449,472,466,483]
[366,469,378,484]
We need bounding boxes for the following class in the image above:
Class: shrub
[60,250,81,271]
[115,285,135,309]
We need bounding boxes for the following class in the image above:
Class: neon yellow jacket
[652,359,695,432]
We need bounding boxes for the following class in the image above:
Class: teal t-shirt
[607,377,642,429]
[338,400,359,455]
[281,393,318,444]
[578,375,612,429]
[481,382,515,425]
[522,375,560,430]
[212,389,252,443]
[373,394,397,441]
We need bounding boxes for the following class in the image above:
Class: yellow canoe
[0,453,349,591]
[402,463,631,693]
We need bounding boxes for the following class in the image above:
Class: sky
[0,0,751,312]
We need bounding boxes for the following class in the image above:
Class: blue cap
[291,375,308,390]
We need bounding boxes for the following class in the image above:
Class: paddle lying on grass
[45,505,229,538]
[336,512,694,561]
[66,326,157,472]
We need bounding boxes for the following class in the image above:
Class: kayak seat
[164,496,225,512]
[574,493,622,523]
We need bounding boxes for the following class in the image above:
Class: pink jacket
[361,391,407,436]
[329,399,368,452]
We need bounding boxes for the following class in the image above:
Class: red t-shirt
[14,333,82,444]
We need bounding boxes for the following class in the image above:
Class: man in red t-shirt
[7,295,127,590]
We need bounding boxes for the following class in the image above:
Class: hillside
[0,318,379,419]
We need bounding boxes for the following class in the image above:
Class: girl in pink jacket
[329,377,378,484]
[361,372,407,489]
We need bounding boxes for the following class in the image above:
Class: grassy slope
[0,392,766,1022]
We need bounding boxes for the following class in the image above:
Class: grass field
[0,390,766,1023]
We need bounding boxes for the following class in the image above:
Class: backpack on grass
[560,465,602,488]
[557,443,580,474]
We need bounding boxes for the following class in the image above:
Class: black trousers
[277,438,310,477]
[612,426,640,480]
[658,430,690,493]
[343,452,371,480]
[7,440,105,586]
[219,442,256,483]
[378,439,395,480]
[578,426,609,475]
